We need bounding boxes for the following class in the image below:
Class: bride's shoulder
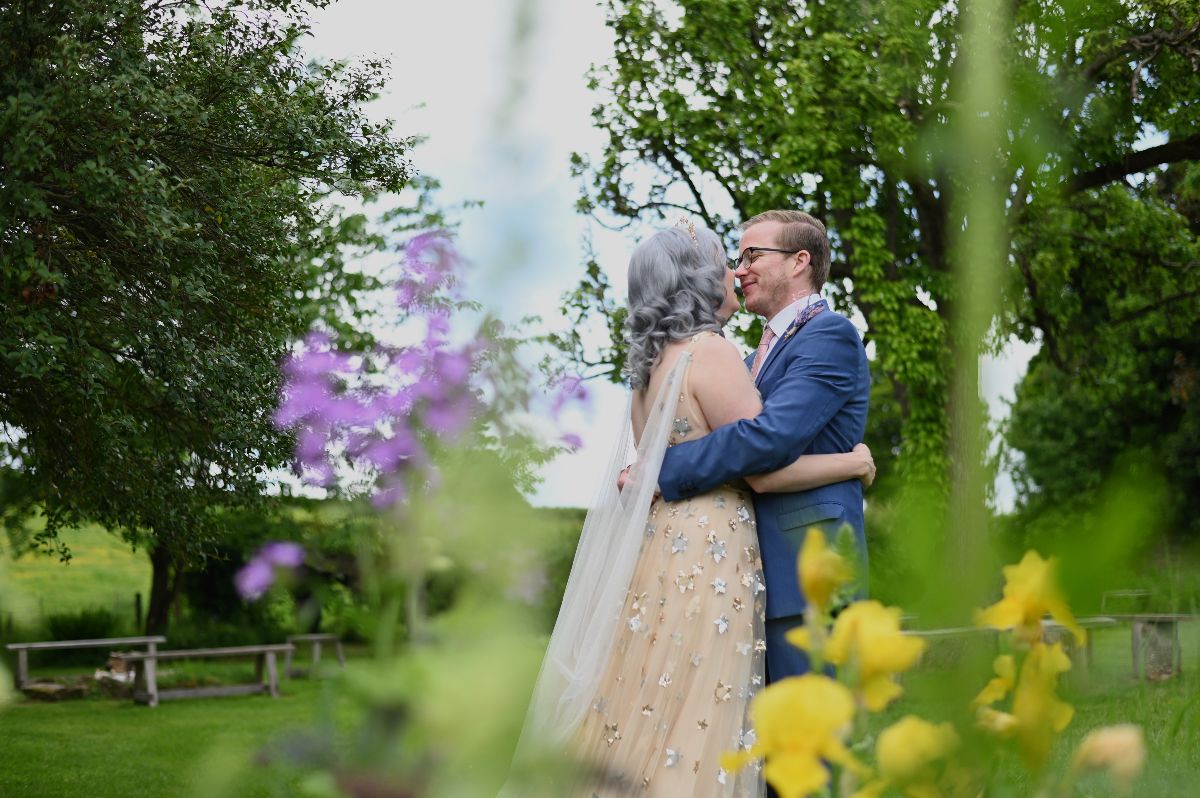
[689,332,747,369]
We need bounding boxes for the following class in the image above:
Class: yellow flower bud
[798,528,851,613]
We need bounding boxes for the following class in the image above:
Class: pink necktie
[750,325,776,380]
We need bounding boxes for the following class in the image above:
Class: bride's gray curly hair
[623,225,727,391]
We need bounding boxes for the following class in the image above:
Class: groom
[657,209,870,687]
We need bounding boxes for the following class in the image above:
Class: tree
[0,0,412,632]
[563,0,1200,500]
[1005,164,1200,542]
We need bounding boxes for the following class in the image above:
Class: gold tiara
[674,216,698,244]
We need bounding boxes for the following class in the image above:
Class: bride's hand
[852,442,876,488]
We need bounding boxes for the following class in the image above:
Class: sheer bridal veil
[502,352,691,793]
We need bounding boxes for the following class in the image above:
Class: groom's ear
[790,249,812,277]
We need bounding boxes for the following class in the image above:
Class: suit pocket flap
[779,502,844,531]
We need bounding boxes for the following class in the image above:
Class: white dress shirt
[761,293,824,359]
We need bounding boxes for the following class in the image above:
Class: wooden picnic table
[284,633,345,677]
[5,636,166,690]
[112,643,294,707]
[1108,613,1197,681]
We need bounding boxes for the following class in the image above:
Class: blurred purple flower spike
[548,374,590,419]
[276,230,491,506]
[371,482,407,509]
[235,560,274,601]
[236,541,306,601]
[261,541,305,568]
[424,396,474,438]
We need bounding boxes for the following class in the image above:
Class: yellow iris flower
[852,715,961,798]
[974,642,1075,772]
[975,551,1085,645]
[789,600,925,712]
[722,674,866,798]
[971,654,1015,708]
[798,528,851,614]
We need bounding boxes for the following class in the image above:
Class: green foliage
[43,607,120,642]
[0,1,412,571]
[1005,170,1200,542]
[40,607,122,665]
[561,0,1200,504]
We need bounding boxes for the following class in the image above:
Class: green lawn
[1,524,150,628]
[887,622,1200,796]
[0,625,1195,797]
[0,671,361,798]
[2,520,1197,795]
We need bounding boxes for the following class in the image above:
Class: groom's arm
[658,324,862,501]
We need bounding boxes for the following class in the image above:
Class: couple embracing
[515,210,872,797]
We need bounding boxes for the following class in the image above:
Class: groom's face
[734,221,798,319]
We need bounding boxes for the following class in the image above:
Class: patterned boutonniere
[781,301,826,342]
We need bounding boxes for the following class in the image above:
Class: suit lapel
[754,300,827,386]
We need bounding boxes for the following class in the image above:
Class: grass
[1,524,150,628]
[0,625,1195,796]
[0,668,362,798]
[884,621,1200,796]
[2,514,1196,795]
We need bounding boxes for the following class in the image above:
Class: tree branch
[1112,286,1200,327]
[1069,132,1200,193]
[657,145,714,226]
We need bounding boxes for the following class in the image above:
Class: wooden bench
[112,643,294,707]
[901,616,1119,673]
[5,636,166,690]
[284,633,345,677]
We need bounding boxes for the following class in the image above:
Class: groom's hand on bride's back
[617,465,631,491]
[617,465,662,499]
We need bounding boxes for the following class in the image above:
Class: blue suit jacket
[658,305,870,619]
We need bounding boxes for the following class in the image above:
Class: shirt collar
[765,293,823,338]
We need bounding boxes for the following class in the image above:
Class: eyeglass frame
[729,246,802,270]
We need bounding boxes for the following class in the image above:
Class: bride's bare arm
[744,443,875,493]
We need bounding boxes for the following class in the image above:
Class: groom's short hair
[742,210,831,290]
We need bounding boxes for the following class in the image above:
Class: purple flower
[560,433,584,450]
[274,230,499,505]
[394,348,424,374]
[261,541,305,568]
[235,542,305,601]
[395,282,419,310]
[547,374,591,419]
[437,350,472,386]
[424,396,473,437]
[235,560,275,601]
[371,482,407,509]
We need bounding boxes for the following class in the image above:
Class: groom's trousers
[764,614,814,685]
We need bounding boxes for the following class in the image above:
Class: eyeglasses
[729,247,801,270]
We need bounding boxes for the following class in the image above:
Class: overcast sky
[306,0,1036,511]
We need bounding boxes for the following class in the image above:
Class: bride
[510,223,873,797]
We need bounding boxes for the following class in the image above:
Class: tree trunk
[145,543,181,635]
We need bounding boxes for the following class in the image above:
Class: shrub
[41,608,122,666]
